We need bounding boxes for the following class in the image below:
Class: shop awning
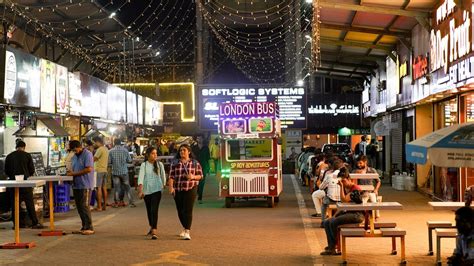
[82,128,111,139]
[14,117,70,138]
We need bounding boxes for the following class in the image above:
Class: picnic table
[428,201,471,211]
[349,173,380,180]
[29,176,73,236]
[0,180,45,249]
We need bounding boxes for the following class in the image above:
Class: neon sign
[219,102,276,117]
[308,104,359,116]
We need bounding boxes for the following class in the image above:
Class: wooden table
[337,202,403,234]
[428,201,472,211]
[0,180,45,249]
[29,176,73,236]
[349,173,380,180]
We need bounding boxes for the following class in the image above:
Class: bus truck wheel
[267,197,275,208]
[225,197,232,208]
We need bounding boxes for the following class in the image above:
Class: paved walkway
[0,174,458,265]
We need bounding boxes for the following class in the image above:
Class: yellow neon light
[112,83,156,86]
[159,82,195,122]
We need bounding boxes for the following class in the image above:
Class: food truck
[218,102,283,208]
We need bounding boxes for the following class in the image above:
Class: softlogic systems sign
[199,86,306,130]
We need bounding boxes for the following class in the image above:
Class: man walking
[67,140,94,235]
[5,140,43,229]
[93,136,109,211]
[109,139,135,207]
[192,135,210,204]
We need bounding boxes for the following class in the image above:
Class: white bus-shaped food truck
[218,102,283,208]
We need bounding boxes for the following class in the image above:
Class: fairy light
[311,0,321,72]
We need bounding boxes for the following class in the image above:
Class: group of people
[4,134,218,240]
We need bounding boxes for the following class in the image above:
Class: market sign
[308,103,359,116]
[412,54,429,81]
[430,0,474,92]
[199,86,306,130]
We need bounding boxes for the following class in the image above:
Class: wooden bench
[427,221,454,255]
[340,228,406,264]
[337,221,398,253]
[326,204,337,218]
[435,228,457,265]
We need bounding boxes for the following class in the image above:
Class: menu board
[69,72,82,116]
[199,86,306,130]
[30,152,46,176]
[126,91,138,124]
[144,97,163,126]
[56,65,69,114]
[40,59,56,113]
[107,84,126,122]
[137,95,143,125]
[3,46,41,108]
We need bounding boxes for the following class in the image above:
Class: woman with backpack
[169,144,203,240]
[137,147,166,240]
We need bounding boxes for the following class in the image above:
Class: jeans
[321,196,339,222]
[323,211,364,249]
[9,187,39,226]
[113,174,133,204]
[174,187,197,230]
[144,191,162,230]
[73,189,93,230]
[197,174,207,201]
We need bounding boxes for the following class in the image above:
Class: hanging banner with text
[198,86,306,130]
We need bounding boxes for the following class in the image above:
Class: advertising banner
[163,104,181,127]
[56,65,68,114]
[3,46,41,108]
[199,86,306,130]
[107,84,125,122]
[144,97,163,126]
[80,73,107,118]
[69,72,82,116]
[126,91,138,124]
[40,59,56,113]
[137,95,143,125]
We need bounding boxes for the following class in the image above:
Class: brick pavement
[0,174,459,265]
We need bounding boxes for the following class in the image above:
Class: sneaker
[311,213,322,218]
[178,230,186,237]
[320,249,339,256]
[151,234,158,240]
[129,203,136,208]
[30,224,45,229]
[81,230,95,235]
[72,229,84,234]
[182,231,191,240]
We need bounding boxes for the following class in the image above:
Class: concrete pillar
[195,1,204,85]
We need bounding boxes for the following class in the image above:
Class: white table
[337,202,403,234]
[0,186,5,193]
[0,180,45,249]
[29,176,73,236]
[359,185,375,192]
[428,201,472,211]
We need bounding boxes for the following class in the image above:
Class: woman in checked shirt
[169,144,203,240]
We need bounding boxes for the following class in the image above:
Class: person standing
[209,137,220,174]
[108,139,135,207]
[169,144,203,240]
[366,139,378,169]
[192,136,210,204]
[67,140,94,235]
[5,140,43,229]
[93,136,109,211]
[137,147,166,240]
[354,135,368,159]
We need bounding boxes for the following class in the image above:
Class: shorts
[96,172,108,188]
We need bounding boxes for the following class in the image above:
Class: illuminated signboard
[399,60,408,79]
[199,86,306,130]
[126,91,138,124]
[69,72,82,116]
[412,54,429,81]
[430,0,474,93]
[40,59,56,113]
[80,73,107,118]
[56,65,68,114]
[3,46,41,108]
[107,84,125,122]
[307,94,362,130]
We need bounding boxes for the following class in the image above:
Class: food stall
[218,102,283,208]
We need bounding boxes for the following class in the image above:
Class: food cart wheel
[267,196,275,208]
[225,197,233,208]
[274,196,280,203]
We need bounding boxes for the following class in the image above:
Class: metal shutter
[390,112,403,171]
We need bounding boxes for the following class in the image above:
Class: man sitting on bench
[447,206,474,266]
[320,169,363,256]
